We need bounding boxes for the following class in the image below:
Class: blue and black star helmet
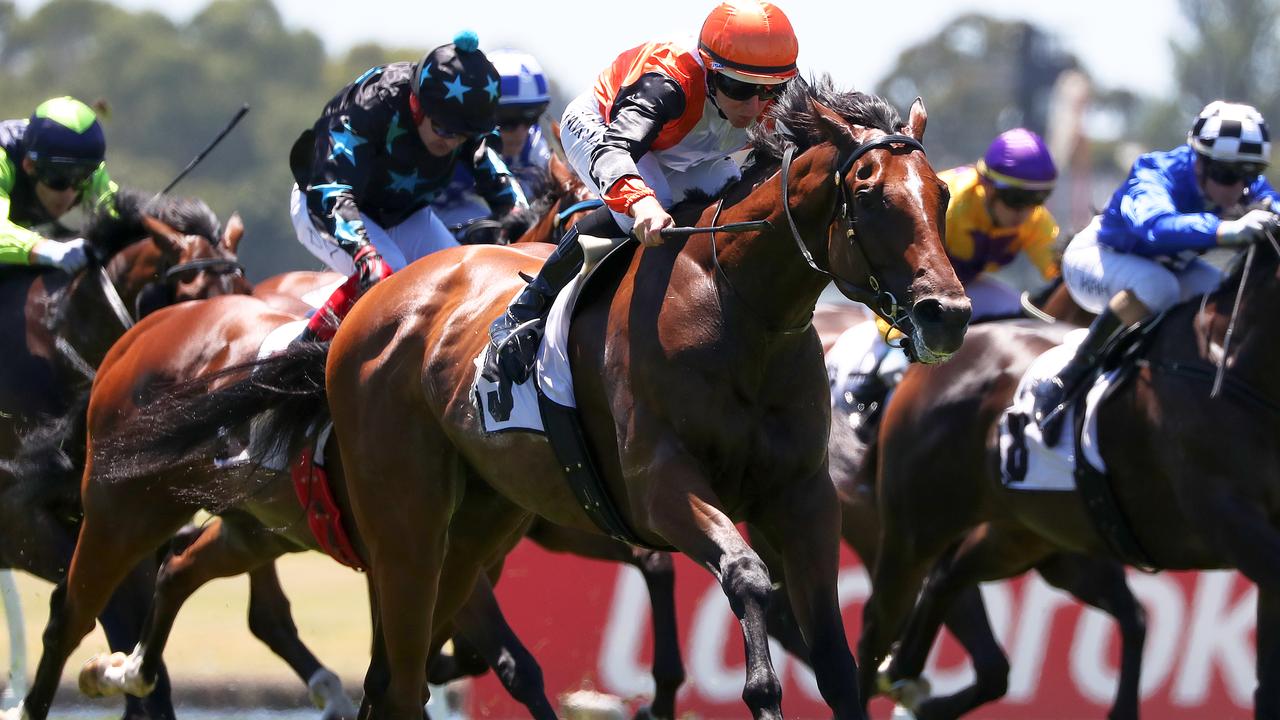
[412,31,502,137]
[23,96,105,186]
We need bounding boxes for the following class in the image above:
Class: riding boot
[485,208,620,384]
[296,272,362,343]
[1032,307,1127,446]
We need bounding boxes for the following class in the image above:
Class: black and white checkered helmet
[1188,101,1271,166]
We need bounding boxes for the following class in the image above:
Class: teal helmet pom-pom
[453,30,479,53]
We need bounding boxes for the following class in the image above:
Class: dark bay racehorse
[0,190,247,720]
[856,239,1280,718]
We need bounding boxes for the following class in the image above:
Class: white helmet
[1188,100,1271,166]
[489,49,550,106]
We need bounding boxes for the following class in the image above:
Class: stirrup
[485,317,545,385]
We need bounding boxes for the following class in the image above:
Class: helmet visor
[1204,159,1264,186]
[711,72,789,102]
[497,103,548,130]
[993,187,1050,209]
[34,158,97,191]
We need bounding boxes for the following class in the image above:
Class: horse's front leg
[1258,586,1280,720]
[641,449,782,720]
[754,471,866,720]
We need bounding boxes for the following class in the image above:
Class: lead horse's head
[753,77,970,362]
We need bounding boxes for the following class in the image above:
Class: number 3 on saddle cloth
[471,234,666,548]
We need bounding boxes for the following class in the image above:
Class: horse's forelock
[144,195,222,244]
[750,74,903,160]
[83,190,227,263]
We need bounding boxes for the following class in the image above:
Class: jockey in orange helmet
[485,0,799,386]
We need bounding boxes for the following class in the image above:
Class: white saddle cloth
[997,328,1112,492]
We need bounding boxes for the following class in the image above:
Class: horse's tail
[0,389,91,513]
[93,342,330,484]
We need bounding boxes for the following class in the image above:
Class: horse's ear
[809,97,857,145]
[550,153,575,191]
[221,213,244,254]
[905,97,927,141]
[142,215,183,255]
[550,119,562,143]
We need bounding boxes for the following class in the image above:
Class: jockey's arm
[0,152,49,265]
[1121,161,1221,254]
[1247,174,1280,214]
[303,114,380,258]
[590,72,685,215]
[468,136,528,217]
[81,162,119,218]
[1022,208,1061,280]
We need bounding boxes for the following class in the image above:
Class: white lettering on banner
[599,567,657,697]
[1173,573,1256,707]
[1069,572,1185,700]
[1007,575,1074,701]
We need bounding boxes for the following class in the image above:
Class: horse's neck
[1224,261,1280,400]
[711,147,839,333]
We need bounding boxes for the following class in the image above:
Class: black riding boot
[485,206,621,384]
[1032,307,1126,446]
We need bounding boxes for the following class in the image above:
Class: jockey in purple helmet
[1034,100,1280,444]
[831,128,1060,438]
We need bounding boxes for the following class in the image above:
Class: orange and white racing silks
[560,38,753,228]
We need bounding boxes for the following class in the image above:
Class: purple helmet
[976,128,1057,190]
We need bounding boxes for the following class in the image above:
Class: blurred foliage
[0,0,1276,279]
[0,0,417,280]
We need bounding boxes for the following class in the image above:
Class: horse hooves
[80,652,127,698]
[308,668,357,720]
[631,705,656,720]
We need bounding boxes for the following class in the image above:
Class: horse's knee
[969,649,1010,701]
[493,646,547,707]
[636,550,674,578]
[721,555,772,615]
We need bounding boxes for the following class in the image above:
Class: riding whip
[151,103,250,201]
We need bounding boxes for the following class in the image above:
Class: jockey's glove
[29,237,88,273]
[353,243,392,293]
[1217,208,1277,246]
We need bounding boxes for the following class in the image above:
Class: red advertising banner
[470,540,1256,719]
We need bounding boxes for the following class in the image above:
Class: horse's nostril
[913,298,944,326]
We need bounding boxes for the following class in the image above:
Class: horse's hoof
[80,652,127,698]
[631,705,661,720]
[308,668,357,719]
[889,677,932,712]
[891,704,919,720]
[875,654,897,696]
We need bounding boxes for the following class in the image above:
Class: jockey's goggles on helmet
[32,158,96,191]
[711,72,788,102]
[1204,159,1264,186]
[497,103,548,130]
[994,187,1050,209]
[427,115,488,141]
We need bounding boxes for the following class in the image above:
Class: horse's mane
[749,74,904,161]
[83,189,222,261]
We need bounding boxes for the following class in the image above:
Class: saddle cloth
[473,234,626,433]
[997,328,1112,491]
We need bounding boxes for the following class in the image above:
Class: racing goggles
[711,72,789,102]
[34,158,97,191]
[498,103,548,130]
[427,114,489,141]
[1204,160,1264,186]
[994,187,1051,209]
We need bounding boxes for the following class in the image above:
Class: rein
[778,133,925,338]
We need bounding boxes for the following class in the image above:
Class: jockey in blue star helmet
[0,96,117,273]
[290,30,528,342]
[435,48,554,241]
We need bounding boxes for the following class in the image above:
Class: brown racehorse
[855,239,1280,719]
[315,79,970,718]
[770,282,1142,719]
[0,190,246,720]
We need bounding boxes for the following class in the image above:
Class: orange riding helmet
[698,0,799,85]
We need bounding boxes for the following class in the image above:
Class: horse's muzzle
[908,295,971,363]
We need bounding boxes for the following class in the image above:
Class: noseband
[779,133,925,340]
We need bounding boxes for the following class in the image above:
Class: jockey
[291,31,529,342]
[1034,100,1280,442]
[0,96,116,273]
[832,129,1059,430]
[485,0,800,384]
[435,48,553,242]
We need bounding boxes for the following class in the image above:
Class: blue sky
[16,0,1189,97]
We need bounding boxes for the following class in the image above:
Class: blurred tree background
[0,0,1275,279]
